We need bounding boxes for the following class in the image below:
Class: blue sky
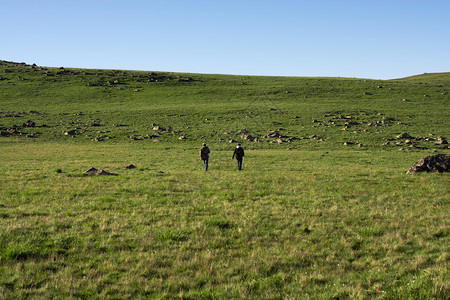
[1,0,449,79]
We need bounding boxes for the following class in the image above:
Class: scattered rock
[96,170,117,176]
[406,154,450,174]
[381,117,395,124]
[7,128,19,134]
[267,131,281,138]
[85,167,98,174]
[85,167,117,176]
[125,164,136,169]
[436,137,448,145]
[397,132,413,139]
[64,130,77,136]
[241,134,254,141]
[22,120,35,127]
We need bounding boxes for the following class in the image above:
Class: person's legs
[237,159,242,170]
[203,159,208,171]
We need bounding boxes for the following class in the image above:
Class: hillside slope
[1,60,449,150]
[396,72,450,83]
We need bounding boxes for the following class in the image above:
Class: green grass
[1,61,448,150]
[0,61,449,298]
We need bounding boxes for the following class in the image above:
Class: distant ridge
[3,59,449,82]
[395,72,450,82]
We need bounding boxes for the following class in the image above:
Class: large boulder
[406,154,450,174]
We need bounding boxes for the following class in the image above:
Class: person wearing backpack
[232,143,245,170]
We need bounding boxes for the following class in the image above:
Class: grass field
[0,61,449,298]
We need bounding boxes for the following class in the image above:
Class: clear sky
[1,0,449,79]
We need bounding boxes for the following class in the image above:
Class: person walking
[232,143,245,170]
[200,143,210,171]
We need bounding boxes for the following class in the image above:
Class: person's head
[237,143,241,148]
[202,143,206,146]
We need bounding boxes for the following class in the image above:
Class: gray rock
[407,154,450,174]
[241,134,254,141]
[436,137,448,145]
[267,131,281,138]
[397,132,413,139]
[85,168,117,176]
[85,167,98,174]
[22,120,36,127]
[64,130,77,136]
[95,170,117,176]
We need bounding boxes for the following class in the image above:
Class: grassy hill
[1,60,449,150]
[0,60,449,298]
[396,72,450,84]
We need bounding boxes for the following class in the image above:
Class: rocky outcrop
[406,154,450,174]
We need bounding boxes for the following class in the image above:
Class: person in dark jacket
[200,143,210,171]
[232,143,245,170]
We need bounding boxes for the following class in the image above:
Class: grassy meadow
[0,61,449,298]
